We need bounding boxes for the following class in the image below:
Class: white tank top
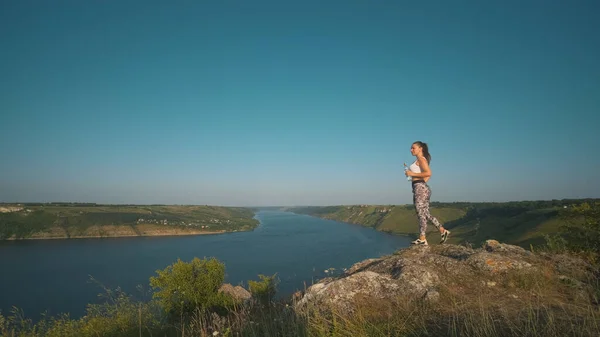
[409,160,421,174]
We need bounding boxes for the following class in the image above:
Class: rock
[558,275,585,288]
[297,271,403,314]
[295,240,596,315]
[484,239,531,256]
[424,289,440,303]
[484,239,501,251]
[394,262,440,296]
[292,290,303,302]
[344,258,383,275]
[467,252,534,273]
[219,284,251,302]
[437,244,475,260]
[543,253,595,281]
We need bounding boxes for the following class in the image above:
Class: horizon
[2,197,598,208]
[1,1,599,206]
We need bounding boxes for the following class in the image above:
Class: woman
[405,141,450,245]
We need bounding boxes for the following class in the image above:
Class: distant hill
[0,204,259,240]
[287,199,599,248]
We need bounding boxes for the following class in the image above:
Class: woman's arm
[406,157,432,178]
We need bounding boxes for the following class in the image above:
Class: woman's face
[410,143,421,156]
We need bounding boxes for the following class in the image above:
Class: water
[0,210,409,320]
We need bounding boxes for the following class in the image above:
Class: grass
[301,298,600,337]
[445,207,568,247]
[378,206,466,235]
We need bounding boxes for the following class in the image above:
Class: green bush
[545,202,600,260]
[149,257,234,318]
[561,202,600,257]
[545,202,600,303]
[248,274,279,307]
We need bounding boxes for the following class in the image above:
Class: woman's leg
[414,183,431,238]
[424,185,443,232]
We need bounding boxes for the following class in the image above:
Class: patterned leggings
[412,182,441,237]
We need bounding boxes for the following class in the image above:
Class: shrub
[561,202,600,257]
[149,257,234,318]
[545,202,600,261]
[248,274,279,307]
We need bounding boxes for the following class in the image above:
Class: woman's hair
[413,141,431,164]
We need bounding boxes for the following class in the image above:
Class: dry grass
[299,281,600,337]
[2,280,598,337]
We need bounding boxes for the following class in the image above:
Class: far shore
[4,230,232,241]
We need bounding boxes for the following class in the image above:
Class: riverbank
[5,229,230,240]
[0,204,260,240]
[3,223,254,240]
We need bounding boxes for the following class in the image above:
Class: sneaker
[411,238,428,246]
[440,229,450,244]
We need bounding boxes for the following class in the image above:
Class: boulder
[484,239,531,256]
[219,283,251,302]
[297,271,403,314]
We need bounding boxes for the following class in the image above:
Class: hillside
[0,203,259,240]
[288,204,465,235]
[288,199,598,248]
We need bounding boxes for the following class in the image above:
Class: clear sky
[1,0,599,206]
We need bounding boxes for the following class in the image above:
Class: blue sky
[1,0,599,206]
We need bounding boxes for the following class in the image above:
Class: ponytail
[414,141,431,164]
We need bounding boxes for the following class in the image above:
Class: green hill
[288,199,598,248]
[0,203,259,240]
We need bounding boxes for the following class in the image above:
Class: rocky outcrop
[296,240,596,314]
[219,284,252,302]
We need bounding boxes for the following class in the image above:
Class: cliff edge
[296,240,597,320]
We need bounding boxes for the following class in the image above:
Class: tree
[149,257,233,318]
